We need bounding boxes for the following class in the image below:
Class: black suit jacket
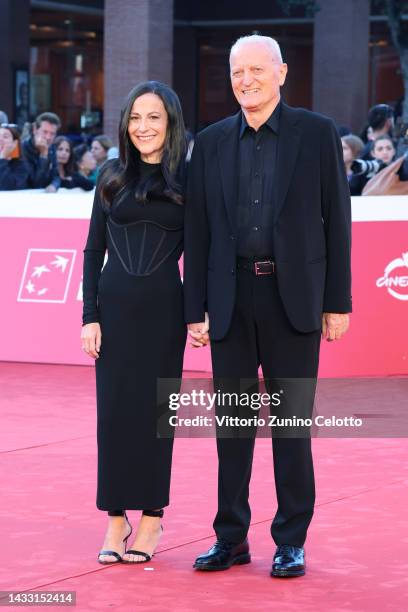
[184,102,352,340]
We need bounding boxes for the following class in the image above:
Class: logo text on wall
[376,252,408,301]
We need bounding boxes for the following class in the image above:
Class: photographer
[348,135,396,195]
[21,112,60,189]
[371,135,396,165]
[362,136,408,196]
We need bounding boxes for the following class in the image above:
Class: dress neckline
[138,158,161,179]
[139,158,161,168]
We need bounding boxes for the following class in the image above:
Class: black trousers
[210,266,321,548]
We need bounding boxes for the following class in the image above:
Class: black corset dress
[82,160,186,510]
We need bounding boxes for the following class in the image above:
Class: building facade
[0,0,404,140]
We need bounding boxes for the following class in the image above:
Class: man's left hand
[322,313,349,342]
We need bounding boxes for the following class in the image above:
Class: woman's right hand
[80,323,102,359]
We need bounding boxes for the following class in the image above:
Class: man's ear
[279,63,288,87]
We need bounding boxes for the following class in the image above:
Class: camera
[350,158,385,178]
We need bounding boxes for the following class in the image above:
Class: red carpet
[1,362,407,611]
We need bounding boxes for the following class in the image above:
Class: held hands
[81,322,102,359]
[322,313,349,342]
[188,312,348,346]
[188,312,210,348]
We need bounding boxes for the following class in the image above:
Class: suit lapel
[216,105,301,229]
[274,102,301,222]
[217,112,241,232]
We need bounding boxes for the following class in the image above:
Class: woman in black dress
[81,82,186,564]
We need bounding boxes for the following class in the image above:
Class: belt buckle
[254,260,274,275]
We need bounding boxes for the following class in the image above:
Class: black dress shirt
[236,102,280,258]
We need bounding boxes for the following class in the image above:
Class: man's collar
[239,101,281,138]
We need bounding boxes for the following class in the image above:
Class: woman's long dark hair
[54,136,76,176]
[99,81,186,208]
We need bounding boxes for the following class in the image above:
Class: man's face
[230,42,287,113]
[34,121,58,146]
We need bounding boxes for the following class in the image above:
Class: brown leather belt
[237,257,275,275]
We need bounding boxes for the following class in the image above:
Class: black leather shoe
[193,539,251,571]
[270,545,305,577]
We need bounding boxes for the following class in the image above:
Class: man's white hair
[229,35,283,64]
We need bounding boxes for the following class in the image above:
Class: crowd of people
[0,110,117,192]
[340,103,408,196]
[1,102,407,195]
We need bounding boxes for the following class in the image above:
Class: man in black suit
[184,35,351,577]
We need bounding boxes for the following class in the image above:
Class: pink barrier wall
[0,191,407,376]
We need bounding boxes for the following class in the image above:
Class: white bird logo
[31,265,50,278]
[51,255,70,273]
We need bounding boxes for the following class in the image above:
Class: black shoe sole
[270,568,305,578]
[193,553,251,571]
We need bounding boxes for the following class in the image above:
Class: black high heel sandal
[122,509,164,564]
[98,511,133,564]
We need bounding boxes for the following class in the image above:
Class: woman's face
[372,139,395,165]
[341,139,353,165]
[79,151,97,174]
[56,140,71,165]
[127,93,168,163]
[91,139,107,163]
[0,127,16,155]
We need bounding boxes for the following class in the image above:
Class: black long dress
[82,159,186,510]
